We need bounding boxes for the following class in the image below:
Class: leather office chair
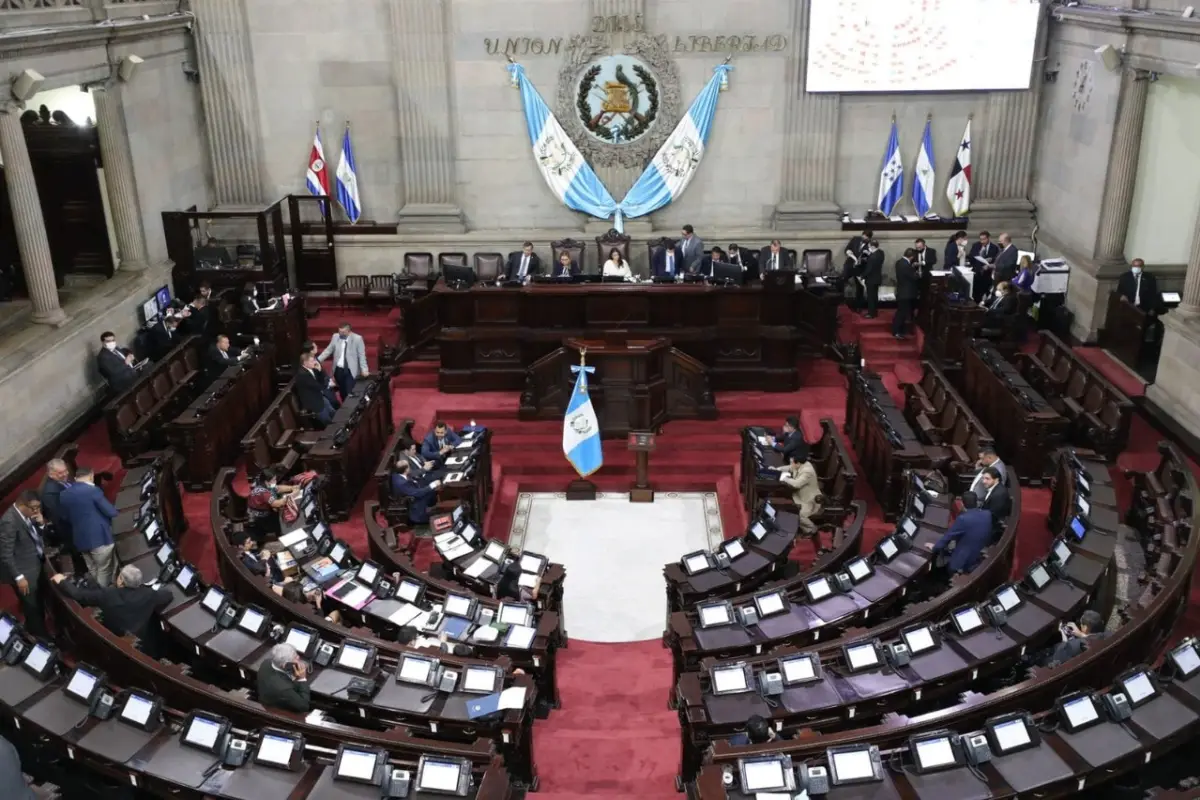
[474,253,504,282]
[403,253,434,289]
[646,237,674,273]
[802,249,833,277]
[551,238,585,274]
[595,228,631,272]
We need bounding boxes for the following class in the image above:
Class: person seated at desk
[97,331,139,395]
[652,239,685,280]
[726,243,752,275]
[759,239,794,274]
[1117,258,1162,314]
[699,247,727,277]
[495,558,542,603]
[51,565,172,656]
[769,416,808,463]
[278,580,341,624]
[391,462,440,526]
[241,283,278,315]
[205,333,245,381]
[602,248,634,281]
[421,421,462,463]
[1012,255,1036,292]
[982,281,1019,327]
[1038,610,1108,667]
[505,241,541,282]
[944,230,970,271]
[147,313,182,361]
[247,465,299,544]
[235,532,284,584]
[968,446,1007,493]
[396,442,446,485]
[729,715,791,746]
[778,453,822,536]
[924,493,993,575]
[296,352,339,426]
[975,467,1010,541]
[550,250,580,279]
[0,734,40,800]
[258,643,311,713]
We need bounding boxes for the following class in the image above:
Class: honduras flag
[335,125,362,224]
[563,358,603,478]
[877,120,904,217]
[913,119,936,218]
[617,64,732,228]
[507,63,616,222]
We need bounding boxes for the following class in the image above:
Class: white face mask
[104,341,117,350]
[1132,267,1143,276]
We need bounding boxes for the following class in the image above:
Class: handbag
[280,495,300,524]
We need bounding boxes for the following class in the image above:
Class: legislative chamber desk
[165,346,275,490]
[432,277,840,392]
[923,290,985,371]
[1101,289,1161,377]
[243,295,307,376]
[302,375,393,520]
[844,368,931,520]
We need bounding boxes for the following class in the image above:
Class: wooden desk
[1101,290,1161,377]
[372,423,493,525]
[243,296,307,376]
[741,419,857,518]
[165,348,275,489]
[104,335,203,464]
[302,376,393,520]
[922,291,985,372]
[432,279,840,392]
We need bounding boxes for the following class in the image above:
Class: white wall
[1125,75,1200,265]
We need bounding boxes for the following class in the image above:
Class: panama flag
[913,119,936,218]
[617,64,733,228]
[306,125,329,197]
[946,118,972,217]
[877,120,904,216]
[563,356,603,478]
[335,125,362,224]
[507,63,616,223]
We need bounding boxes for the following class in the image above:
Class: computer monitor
[843,641,881,672]
[753,590,787,619]
[335,641,375,674]
[118,692,160,730]
[827,745,882,785]
[394,578,424,604]
[950,605,985,636]
[901,624,939,655]
[462,664,502,695]
[1167,639,1200,680]
[497,602,533,627]
[682,550,712,575]
[876,536,900,562]
[396,654,438,686]
[778,653,821,686]
[994,585,1022,613]
[1051,538,1072,569]
[710,261,743,285]
[415,756,471,795]
[181,713,227,753]
[334,745,386,786]
[443,264,477,289]
[984,713,1038,755]
[737,755,795,793]
[1056,693,1102,733]
[283,625,318,660]
[721,538,746,561]
[0,613,18,648]
[709,662,752,695]
[140,296,160,326]
[154,285,171,313]
[1069,516,1087,541]
[255,730,303,770]
[444,593,477,620]
[1024,561,1052,591]
[909,732,960,773]
[805,576,833,603]
[845,557,873,583]
[697,601,733,629]
[1118,669,1159,708]
[237,606,269,637]
[64,665,102,705]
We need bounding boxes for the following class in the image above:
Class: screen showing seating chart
[1063,696,1099,729]
[698,603,731,628]
[781,655,816,684]
[915,737,955,770]
[66,668,97,700]
[1123,672,1155,704]
[201,587,224,614]
[847,559,871,582]
[257,734,295,766]
[742,758,787,792]
[0,616,13,645]
[121,694,154,726]
[285,628,313,655]
[954,607,984,634]
[184,716,222,749]
[417,759,462,792]
[399,656,435,685]
[464,666,500,694]
[712,665,748,694]
[337,643,370,672]
[1171,643,1200,677]
[337,748,378,781]
[846,643,879,671]
[831,748,874,782]
[807,0,1040,93]
[991,718,1031,752]
[996,587,1021,612]
[903,626,936,654]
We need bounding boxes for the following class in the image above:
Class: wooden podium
[628,432,656,502]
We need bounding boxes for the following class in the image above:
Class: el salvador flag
[617,64,732,227]
[913,120,936,218]
[877,120,904,217]
[335,126,362,224]
[507,63,616,222]
[563,362,603,478]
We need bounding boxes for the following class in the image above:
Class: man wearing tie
[759,240,793,274]
[983,281,1019,326]
[318,323,369,401]
[205,334,243,382]
[841,229,873,280]
[421,421,462,464]
[912,238,937,272]
[97,331,138,395]
[652,239,685,280]
[1117,259,1162,313]
[969,447,1007,491]
[505,242,541,282]
[398,441,447,484]
[893,248,919,339]
[726,244,749,272]
[148,314,181,361]
[994,233,1019,284]
[0,491,49,635]
[968,231,1001,303]
[390,462,441,526]
[860,239,885,318]
[295,353,338,426]
[679,224,704,273]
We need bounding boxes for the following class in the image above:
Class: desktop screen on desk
[991,719,1031,753]
[445,594,473,618]
[914,737,955,771]
[399,655,435,684]
[712,665,748,694]
[238,609,265,635]
[1170,642,1200,678]
[65,668,98,701]
[996,586,1022,612]
[0,616,13,646]
[845,643,879,671]
[781,655,817,684]
[395,579,422,603]
[257,734,295,767]
[463,666,500,694]
[418,759,463,792]
[23,644,50,674]
[284,628,312,655]
[121,694,155,726]
[742,758,789,793]
[184,716,222,749]
[698,603,732,628]
[337,643,370,672]
[336,747,378,781]
[1062,696,1100,729]
[357,563,379,586]
[831,748,875,783]
[903,626,936,654]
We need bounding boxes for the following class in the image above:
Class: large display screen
[807,0,1040,93]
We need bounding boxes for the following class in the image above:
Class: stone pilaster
[1179,208,1200,314]
[91,83,148,271]
[389,0,465,232]
[0,104,66,326]
[772,0,841,231]
[192,0,266,207]
[1094,70,1150,268]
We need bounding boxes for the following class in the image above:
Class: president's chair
[551,238,585,274]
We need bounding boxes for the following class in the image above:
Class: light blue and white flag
[335,125,362,224]
[563,356,603,478]
[617,64,732,228]
[877,120,904,217]
[507,63,617,221]
[913,119,936,218]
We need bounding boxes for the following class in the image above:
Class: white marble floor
[509,492,723,643]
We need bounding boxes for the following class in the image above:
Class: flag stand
[628,432,656,503]
[565,480,597,501]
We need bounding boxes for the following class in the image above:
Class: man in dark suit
[1117,258,1162,313]
[994,233,1019,284]
[51,564,172,644]
[975,466,1011,541]
[257,643,311,713]
[926,493,993,575]
[860,239,885,318]
[205,334,244,382]
[771,416,809,463]
[390,461,440,525]
[421,421,462,463]
[652,240,685,280]
[397,441,447,484]
[39,459,85,574]
[679,224,704,273]
[148,313,182,360]
[0,735,37,800]
[912,237,937,272]
[1041,610,1108,667]
[983,281,1019,327]
[550,250,580,278]
[60,467,118,587]
[726,243,753,275]
[97,331,138,394]
[0,491,48,636]
[944,230,970,271]
[241,283,278,316]
[841,229,873,283]
[968,231,1000,303]
[893,248,919,339]
[759,239,794,274]
[295,353,337,426]
[505,241,542,282]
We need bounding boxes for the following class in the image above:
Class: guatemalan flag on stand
[616,64,732,228]
[913,118,936,218]
[507,63,617,222]
[877,119,904,216]
[306,125,330,197]
[335,124,362,224]
[563,354,603,478]
[946,118,972,217]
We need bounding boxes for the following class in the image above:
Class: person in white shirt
[602,248,634,281]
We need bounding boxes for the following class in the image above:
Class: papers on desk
[445,472,467,483]
[445,456,469,467]
[498,686,527,710]
[454,439,475,450]
[441,539,475,561]
[504,624,536,649]
[279,529,309,549]
[888,215,906,222]
[928,270,952,278]
[463,557,491,578]
[387,603,424,627]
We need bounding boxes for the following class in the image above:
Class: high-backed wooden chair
[474,252,504,282]
[338,275,369,308]
[802,249,834,277]
[595,228,631,271]
[403,252,434,284]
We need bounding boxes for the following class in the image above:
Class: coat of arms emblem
[576,55,660,144]
[535,132,577,177]
[659,137,701,178]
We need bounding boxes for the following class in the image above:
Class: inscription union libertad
[483,33,787,58]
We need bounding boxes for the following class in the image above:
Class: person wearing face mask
[1117,258,1162,314]
[247,465,299,544]
[148,313,182,361]
[859,239,885,318]
[317,322,369,401]
[295,352,338,425]
[96,331,139,394]
[944,230,970,271]
[983,281,1019,326]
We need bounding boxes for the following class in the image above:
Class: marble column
[0,104,65,325]
[773,0,841,231]
[91,83,148,271]
[1093,70,1150,268]
[192,0,266,207]
[1179,209,1200,314]
[389,0,465,232]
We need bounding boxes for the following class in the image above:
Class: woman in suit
[601,248,633,281]
[551,251,579,279]
[1012,256,1036,292]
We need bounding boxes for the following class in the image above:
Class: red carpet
[5,303,1200,798]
